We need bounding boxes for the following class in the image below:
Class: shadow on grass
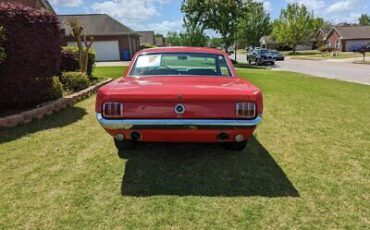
[120,136,299,197]
[0,106,87,144]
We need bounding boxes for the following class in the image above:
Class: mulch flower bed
[0,79,112,128]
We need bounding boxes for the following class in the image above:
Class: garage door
[68,41,120,61]
[345,40,370,51]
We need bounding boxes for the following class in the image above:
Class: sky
[49,0,370,35]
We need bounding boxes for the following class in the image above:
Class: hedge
[60,72,89,92]
[0,26,5,64]
[0,3,61,111]
[61,46,96,76]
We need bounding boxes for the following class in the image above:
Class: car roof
[136,46,227,56]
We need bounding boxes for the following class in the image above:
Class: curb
[0,78,112,129]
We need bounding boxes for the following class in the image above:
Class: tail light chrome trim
[102,102,124,118]
[236,102,256,119]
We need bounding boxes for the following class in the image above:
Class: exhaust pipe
[131,131,141,141]
[217,132,229,141]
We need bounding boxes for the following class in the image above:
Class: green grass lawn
[284,50,363,60]
[1,66,369,229]
[93,66,127,79]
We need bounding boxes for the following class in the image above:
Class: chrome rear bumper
[96,113,262,130]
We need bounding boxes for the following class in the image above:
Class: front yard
[0,67,369,228]
[283,50,364,60]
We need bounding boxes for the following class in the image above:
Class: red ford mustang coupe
[96,47,263,153]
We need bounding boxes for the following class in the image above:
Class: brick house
[137,31,166,47]
[315,27,331,46]
[0,0,55,14]
[325,26,370,51]
[58,14,140,61]
[155,35,165,47]
[4,1,141,61]
[259,35,313,51]
[138,31,155,46]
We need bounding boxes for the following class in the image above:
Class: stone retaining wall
[0,79,112,128]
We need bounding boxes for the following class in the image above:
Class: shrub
[319,46,336,53]
[0,3,61,111]
[47,76,63,100]
[140,43,157,49]
[61,46,96,76]
[0,26,5,64]
[61,72,89,92]
[60,49,79,73]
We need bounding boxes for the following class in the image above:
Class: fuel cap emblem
[175,104,186,114]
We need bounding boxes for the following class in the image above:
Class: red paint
[96,47,263,143]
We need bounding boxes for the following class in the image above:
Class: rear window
[258,50,269,55]
[130,53,232,77]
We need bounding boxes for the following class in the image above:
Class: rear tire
[224,141,247,151]
[114,139,137,151]
[271,61,275,65]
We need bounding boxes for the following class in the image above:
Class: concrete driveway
[236,54,370,85]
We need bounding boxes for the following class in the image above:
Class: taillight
[102,102,124,118]
[236,102,256,119]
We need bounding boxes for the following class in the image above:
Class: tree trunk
[76,37,85,73]
[80,52,88,73]
[292,44,296,54]
[234,40,237,61]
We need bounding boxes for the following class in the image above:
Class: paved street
[236,54,370,85]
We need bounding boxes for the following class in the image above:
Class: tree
[311,17,324,32]
[0,26,6,64]
[166,32,182,46]
[316,32,325,51]
[181,0,243,50]
[359,14,370,25]
[272,3,313,53]
[165,28,208,47]
[66,18,94,74]
[180,27,208,47]
[237,1,271,48]
[315,20,332,50]
[209,37,223,48]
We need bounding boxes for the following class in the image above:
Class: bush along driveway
[0,67,369,229]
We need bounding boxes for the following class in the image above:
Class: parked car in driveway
[247,48,275,65]
[227,46,234,55]
[96,47,263,155]
[270,50,285,61]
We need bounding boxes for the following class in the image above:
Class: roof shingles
[58,14,137,36]
[335,26,370,40]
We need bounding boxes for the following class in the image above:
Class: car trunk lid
[104,76,260,119]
